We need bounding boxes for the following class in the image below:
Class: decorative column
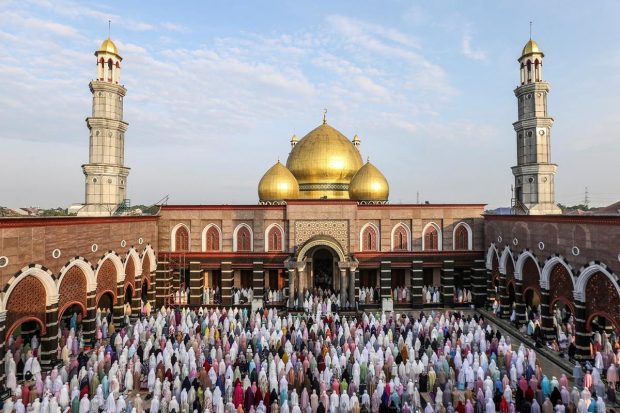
[441,260,455,306]
[113,281,124,327]
[83,290,97,346]
[221,262,233,306]
[298,265,306,308]
[411,260,424,308]
[40,300,59,370]
[539,280,554,340]
[0,310,6,391]
[499,275,510,319]
[353,267,360,304]
[155,261,170,307]
[380,261,393,312]
[471,259,487,308]
[348,262,357,309]
[514,271,526,326]
[131,276,141,320]
[252,261,265,311]
[573,292,590,360]
[189,261,202,306]
[486,268,495,308]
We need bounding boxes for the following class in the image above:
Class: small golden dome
[99,37,119,55]
[521,39,543,57]
[349,160,389,202]
[286,123,363,199]
[258,161,299,202]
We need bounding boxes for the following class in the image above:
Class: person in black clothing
[317,401,325,413]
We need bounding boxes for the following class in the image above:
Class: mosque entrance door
[312,248,334,291]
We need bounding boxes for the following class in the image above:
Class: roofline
[0,215,158,228]
[160,201,487,210]
[484,214,620,225]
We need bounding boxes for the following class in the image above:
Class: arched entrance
[313,248,335,291]
[58,303,85,331]
[124,285,133,316]
[98,292,114,313]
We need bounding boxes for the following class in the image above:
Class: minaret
[511,37,561,215]
[78,37,130,216]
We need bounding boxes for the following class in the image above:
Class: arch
[201,223,222,252]
[297,235,346,263]
[360,223,379,252]
[95,251,124,283]
[58,300,87,320]
[485,243,499,270]
[575,263,620,302]
[541,255,575,290]
[141,244,157,273]
[586,312,620,333]
[514,250,539,281]
[1,265,57,311]
[499,246,515,275]
[422,222,442,251]
[550,296,575,316]
[171,223,190,252]
[233,223,253,252]
[124,248,141,291]
[5,317,45,342]
[57,256,96,293]
[453,222,472,251]
[265,223,284,252]
[390,223,411,252]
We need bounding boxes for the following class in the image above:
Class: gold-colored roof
[349,160,389,201]
[521,39,543,57]
[286,123,363,190]
[99,37,119,55]
[258,161,299,201]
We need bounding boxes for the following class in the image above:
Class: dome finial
[529,21,532,40]
[108,19,112,38]
[323,108,327,124]
[367,156,370,163]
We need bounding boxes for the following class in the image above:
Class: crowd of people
[2,294,620,413]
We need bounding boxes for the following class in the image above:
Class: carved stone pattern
[142,253,151,286]
[522,257,540,295]
[548,264,573,306]
[58,266,87,315]
[125,257,135,291]
[96,259,117,303]
[585,272,620,329]
[294,220,349,253]
[6,275,47,333]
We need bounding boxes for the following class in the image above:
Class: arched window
[392,224,409,251]
[526,60,532,83]
[99,58,105,80]
[361,224,378,252]
[235,225,252,252]
[423,224,440,251]
[107,59,113,82]
[534,59,540,82]
[454,224,470,250]
[173,225,189,252]
[205,226,220,251]
[267,225,283,252]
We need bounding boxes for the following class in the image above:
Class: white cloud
[461,31,487,61]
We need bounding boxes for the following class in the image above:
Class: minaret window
[526,60,532,83]
[534,60,540,82]
[107,59,113,82]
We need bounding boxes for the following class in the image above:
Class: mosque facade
[0,35,619,388]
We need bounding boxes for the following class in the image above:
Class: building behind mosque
[0,34,619,385]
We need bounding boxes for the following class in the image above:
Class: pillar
[539,281,554,340]
[252,261,265,307]
[287,268,295,308]
[147,270,156,306]
[441,260,455,306]
[221,262,233,306]
[573,297,590,360]
[348,268,355,309]
[380,261,393,311]
[353,267,360,304]
[131,277,142,320]
[469,260,487,308]
[189,261,202,306]
[155,261,170,307]
[83,291,97,346]
[40,302,59,370]
[499,275,510,319]
[514,279,526,326]
[0,310,6,391]
[486,268,495,308]
[113,281,124,326]
[411,260,424,308]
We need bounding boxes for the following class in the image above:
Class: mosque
[0,34,619,388]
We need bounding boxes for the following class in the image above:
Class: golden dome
[521,39,543,57]
[349,160,389,202]
[258,161,299,202]
[286,123,363,199]
[99,37,119,55]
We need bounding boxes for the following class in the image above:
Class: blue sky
[1,0,619,208]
